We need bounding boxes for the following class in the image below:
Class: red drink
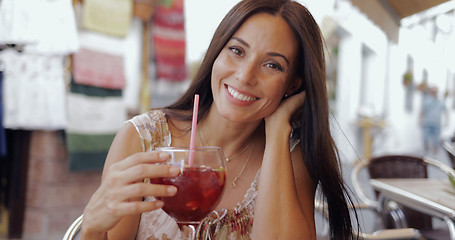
[152,166,226,223]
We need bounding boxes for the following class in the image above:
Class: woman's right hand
[81,151,180,237]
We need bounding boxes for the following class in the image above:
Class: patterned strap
[127,109,171,152]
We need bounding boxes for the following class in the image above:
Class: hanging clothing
[81,0,133,37]
[0,0,41,45]
[73,47,126,90]
[0,0,79,55]
[66,88,125,135]
[0,49,67,130]
[0,0,78,131]
[152,0,186,82]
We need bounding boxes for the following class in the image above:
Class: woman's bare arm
[252,92,316,240]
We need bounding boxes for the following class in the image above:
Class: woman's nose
[235,61,257,85]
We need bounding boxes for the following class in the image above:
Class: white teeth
[227,86,257,102]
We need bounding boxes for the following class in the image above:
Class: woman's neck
[200,105,263,157]
[166,106,264,155]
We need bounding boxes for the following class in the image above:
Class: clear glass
[153,147,227,239]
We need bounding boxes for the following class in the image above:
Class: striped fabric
[66,79,126,171]
[152,0,186,82]
[69,78,122,97]
[73,48,126,90]
[66,133,116,171]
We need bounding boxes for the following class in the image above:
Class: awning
[386,0,450,18]
[351,0,450,43]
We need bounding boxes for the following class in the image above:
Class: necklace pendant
[225,158,231,162]
[231,178,238,188]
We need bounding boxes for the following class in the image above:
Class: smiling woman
[210,13,298,122]
[80,1,358,239]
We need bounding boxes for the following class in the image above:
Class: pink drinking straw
[189,94,199,166]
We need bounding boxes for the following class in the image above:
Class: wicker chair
[62,214,82,240]
[442,140,455,168]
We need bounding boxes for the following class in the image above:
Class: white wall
[184,0,241,63]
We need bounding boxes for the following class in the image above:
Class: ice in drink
[152,166,226,223]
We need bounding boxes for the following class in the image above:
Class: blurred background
[1,0,455,239]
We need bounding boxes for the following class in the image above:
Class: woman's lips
[226,85,258,102]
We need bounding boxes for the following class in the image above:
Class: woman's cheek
[211,57,224,90]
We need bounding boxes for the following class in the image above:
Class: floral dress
[128,109,299,240]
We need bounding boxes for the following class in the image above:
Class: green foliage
[403,71,413,86]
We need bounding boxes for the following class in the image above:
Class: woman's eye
[265,62,284,72]
[228,46,243,56]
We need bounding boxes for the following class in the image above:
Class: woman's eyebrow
[231,36,249,47]
[267,52,289,65]
[230,37,290,65]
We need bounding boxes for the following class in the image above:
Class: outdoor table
[370,178,455,240]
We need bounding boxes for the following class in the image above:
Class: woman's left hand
[265,91,306,126]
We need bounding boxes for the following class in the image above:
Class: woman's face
[211,13,298,122]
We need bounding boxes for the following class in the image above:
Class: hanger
[0,44,24,72]
[0,44,24,53]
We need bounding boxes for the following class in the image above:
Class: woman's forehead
[232,13,298,60]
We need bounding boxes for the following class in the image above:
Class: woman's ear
[285,77,303,96]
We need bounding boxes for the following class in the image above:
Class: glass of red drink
[153,147,227,239]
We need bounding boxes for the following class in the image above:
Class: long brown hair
[164,0,356,238]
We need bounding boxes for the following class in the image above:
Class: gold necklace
[199,125,254,162]
[230,141,255,188]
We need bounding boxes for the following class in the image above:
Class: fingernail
[159,152,169,160]
[167,186,177,195]
[155,200,164,208]
[169,166,180,175]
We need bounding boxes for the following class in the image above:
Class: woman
[81,0,356,239]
